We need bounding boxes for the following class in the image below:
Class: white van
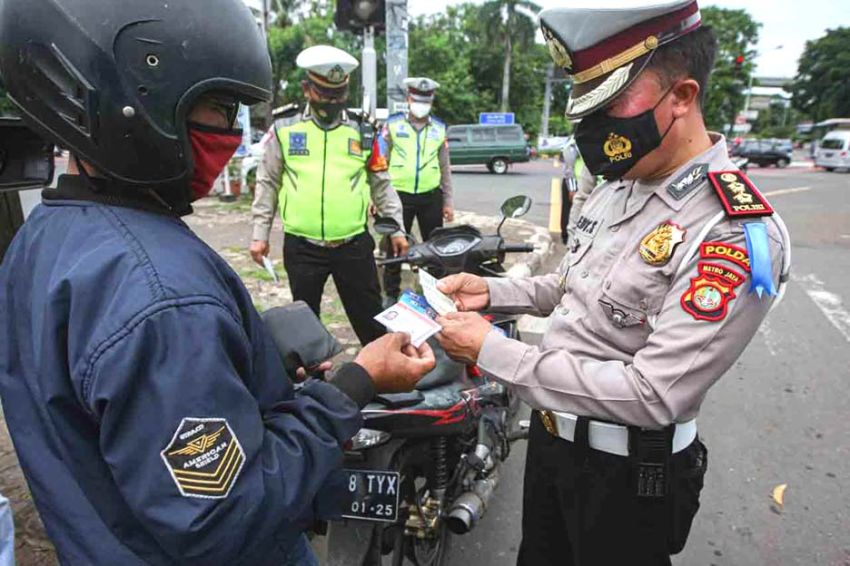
[814,130,850,171]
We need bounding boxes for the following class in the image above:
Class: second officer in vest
[381,77,455,304]
[251,45,407,345]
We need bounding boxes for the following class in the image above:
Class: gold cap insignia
[542,26,572,72]
[327,64,345,83]
[639,221,686,266]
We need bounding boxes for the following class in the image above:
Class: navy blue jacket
[0,176,367,565]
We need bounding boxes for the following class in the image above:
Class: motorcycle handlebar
[376,256,407,266]
[501,244,535,253]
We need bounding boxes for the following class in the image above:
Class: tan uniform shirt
[251,108,404,242]
[478,135,786,428]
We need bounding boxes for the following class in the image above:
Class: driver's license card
[418,270,457,316]
[374,291,441,347]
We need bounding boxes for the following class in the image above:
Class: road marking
[548,177,561,233]
[794,273,850,343]
[763,186,812,197]
[758,318,779,357]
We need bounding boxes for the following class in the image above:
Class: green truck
[447,124,530,174]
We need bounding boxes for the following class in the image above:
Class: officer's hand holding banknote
[434,273,493,364]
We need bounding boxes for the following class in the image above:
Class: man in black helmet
[0,1,434,564]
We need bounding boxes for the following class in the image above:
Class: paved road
[441,164,850,566]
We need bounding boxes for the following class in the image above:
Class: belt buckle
[539,411,559,436]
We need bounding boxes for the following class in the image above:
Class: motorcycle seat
[373,391,425,409]
[415,339,466,391]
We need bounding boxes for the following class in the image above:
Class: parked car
[814,130,850,171]
[736,138,793,167]
[447,124,530,174]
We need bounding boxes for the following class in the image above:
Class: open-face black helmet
[0,0,272,209]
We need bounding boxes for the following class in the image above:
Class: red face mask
[188,122,243,201]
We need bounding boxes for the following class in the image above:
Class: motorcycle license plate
[340,469,400,523]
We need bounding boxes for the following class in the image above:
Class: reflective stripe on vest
[388,118,445,194]
[277,119,371,241]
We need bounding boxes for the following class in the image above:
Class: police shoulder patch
[161,418,245,499]
[272,103,300,120]
[708,170,773,218]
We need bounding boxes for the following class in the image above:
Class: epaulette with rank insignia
[271,103,300,120]
[347,108,378,130]
[707,170,774,218]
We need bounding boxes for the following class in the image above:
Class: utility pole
[540,63,553,139]
[385,0,409,114]
[260,0,269,38]
[362,26,377,115]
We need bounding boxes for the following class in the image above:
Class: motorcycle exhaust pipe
[445,469,500,535]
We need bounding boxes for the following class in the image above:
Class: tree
[791,27,850,122]
[479,0,540,112]
[0,79,18,116]
[700,7,760,133]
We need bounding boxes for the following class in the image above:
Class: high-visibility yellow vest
[386,114,446,194]
[276,115,372,241]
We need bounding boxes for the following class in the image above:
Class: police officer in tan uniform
[435,1,791,564]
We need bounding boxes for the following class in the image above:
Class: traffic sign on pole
[479,112,515,125]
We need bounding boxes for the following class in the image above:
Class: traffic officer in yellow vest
[560,135,598,244]
[251,45,407,345]
[434,1,792,564]
[381,77,455,304]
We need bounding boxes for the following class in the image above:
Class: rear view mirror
[0,118,55,192]
[373,216,401,235]
[500,195,532,219]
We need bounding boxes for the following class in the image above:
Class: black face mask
[311,100,347,123]
[574,87,676,181]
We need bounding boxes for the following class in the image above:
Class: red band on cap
[572,1,700,73]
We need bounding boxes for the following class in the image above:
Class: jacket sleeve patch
[708,170,773,218]
[161,418,245,499]
[680,261,746,322]
[699,241,750,272]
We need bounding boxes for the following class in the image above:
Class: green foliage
[408,3,548,136]
[266,1,364,108]
[791,27,850,122]
[700,7,760,132]
[0,79,18,117]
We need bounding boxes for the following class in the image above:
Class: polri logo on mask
[603,133,633,163]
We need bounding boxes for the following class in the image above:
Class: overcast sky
[407,0,850,78]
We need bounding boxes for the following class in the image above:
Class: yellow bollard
[548,177,561,234]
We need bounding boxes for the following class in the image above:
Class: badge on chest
[639,221,686,266]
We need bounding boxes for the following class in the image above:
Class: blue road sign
[479,112,515,125]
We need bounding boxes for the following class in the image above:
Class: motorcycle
[325,195,535,566]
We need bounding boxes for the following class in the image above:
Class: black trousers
[517,411,708,566]
[283,232,385,346]
[382,189,444,298]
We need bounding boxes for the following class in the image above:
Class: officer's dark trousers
[517,411,708,566]
[382,189,444,298]
[284,232,385,346]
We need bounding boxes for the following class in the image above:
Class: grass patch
[239,267,280,282]
[214,195,254,213]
